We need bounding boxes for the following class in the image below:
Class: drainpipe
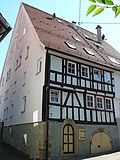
[96,25,102,45]
[45,86,49,160]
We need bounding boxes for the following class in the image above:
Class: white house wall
[114,71,120,119]
[0,4,46,126]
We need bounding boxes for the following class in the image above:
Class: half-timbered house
[0,3,120,160]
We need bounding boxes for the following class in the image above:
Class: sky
[0,0,120,76]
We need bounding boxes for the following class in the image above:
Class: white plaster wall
[114,71,120,118]
[0,4,46,126]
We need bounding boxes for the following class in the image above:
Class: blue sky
[0,0,120,75]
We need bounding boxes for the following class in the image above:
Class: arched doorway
[91,131,112,154]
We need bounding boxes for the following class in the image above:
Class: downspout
[44,50,50,160]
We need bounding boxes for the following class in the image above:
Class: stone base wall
[2,122,47,160]
[48,120,119,160]
[2,120,120,160]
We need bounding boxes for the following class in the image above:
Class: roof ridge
[22,2,55,17]
[22,2,77,28]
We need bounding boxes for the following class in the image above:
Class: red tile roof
[23,3,120,70]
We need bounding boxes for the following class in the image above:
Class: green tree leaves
[86,0,120,17]
[93,7,104,16]
[86,5,97,16]
[105,0,114,5]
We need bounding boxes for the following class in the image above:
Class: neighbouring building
[0,13,11,42]
[0,12,11,139]
[0,3,120,160]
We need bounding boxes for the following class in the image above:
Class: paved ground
[1,140,120,160]
[0,141,29,160]
[82,151,120,160]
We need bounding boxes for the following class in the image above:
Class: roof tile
[23,3,120,70]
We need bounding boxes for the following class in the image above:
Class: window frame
[50,90,60,104]
[104,71,111,83]
[93,68,101,81]
[65,41,76,50]
[36,58,42,74]
[81,65,89,78]
[105,98,113,111]
[67,61,76,75]
[96,96,104,110]
[25,46,29,60]
[21,96,27,113]
[63,124,74,154]
[86,94,94,109]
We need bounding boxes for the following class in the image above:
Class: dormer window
[93,34,97,38]
[67,61,76,75]
[108,56,120,64]
[83,33,89,38]
[72,35,81,42]
[84,48,95,56]
[93,69,101,81]
[65,41,76,50]
[57,19,62,23]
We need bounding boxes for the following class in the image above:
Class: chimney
[70,21,77,30]
[96,25,102,44]
[52,13,56,19]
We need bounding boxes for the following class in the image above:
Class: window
[25,46,29,59]
[81,65,89,78]
[4,89,9,101]
[108,56,120,64]
[6,69,11,82]
[23,27,26,35]
[65,41,76,50]
[72,35,81,42]
[83,33,89,38]
[104,71,111,83]
[67,61,76,75]
[0,95,2,104]
[2,77,4,86]
[15,55,22,70]
[96,96,104,109]
[86,95,94,108]
[63,124,74,154]
[10,104,14,118]
[93,69,101,81]
[57,19,62,23]
[105,98,112,110]
[36,58,42,74]
[50,90,60,103]
[21,96,27,113]
[22,71,27,86]
[84,48,95,56]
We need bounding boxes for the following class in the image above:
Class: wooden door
[101,132,112,152]
[91,132,112,154]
